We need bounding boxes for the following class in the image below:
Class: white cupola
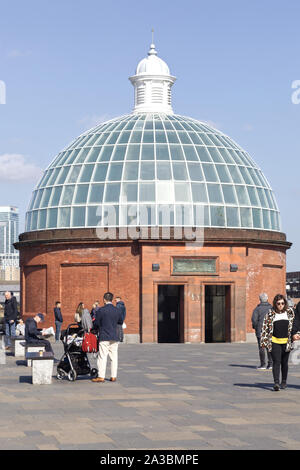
[129,42,176,114]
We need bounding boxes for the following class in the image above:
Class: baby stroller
[56,323,98,381]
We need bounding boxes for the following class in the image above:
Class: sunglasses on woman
[276,301,285,305]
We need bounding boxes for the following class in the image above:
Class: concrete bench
[20,342,46,366]
[25,352,54,385]
[11,336,26,357]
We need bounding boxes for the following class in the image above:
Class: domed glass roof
[25,113,280,232]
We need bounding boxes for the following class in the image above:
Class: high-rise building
[0,206,20,281]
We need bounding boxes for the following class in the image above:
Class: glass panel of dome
[56,166,71,185]
[270,211,277,230]
[143,131,154,144]
[229,166,243,184]
[139,205,156,225]
[215,165,231,183]
[238,166,254,185]
[154,119,164,130]
[33,190,43,209]
[113,121,128,131]
[210,206,225,227]
[191,183,208,203]
[172,162,188,180]
[86,148,100,162]
[157,161,172,180]
[235,185,250,205]
[124,162,139,180]
[247,168,261,186]
[84,134,100,147]
[207,184,223,204]
[270,192,279,211]
[139,183,156,202]
[177,132,192,145]
[228,150,244,165]
[31,211,38,231]
[98,146,114,162]
[199,134,214,146]
[79,164,94,182]
[38,209,47,229]
[226,207,239,227]
[47,168,60,186]
[74,148,90,164]
[257,188,268,207]
[28,191,37,210]
[133,120,144,130]
[262,209,271,229]
[67,165,81,183]
[222,185,237,204]
[50,186,63,207]
[163,120,174,130]
[87,206,101,227]
[188,132,203,145]
[37,171,49,189]
[169,145,184,160]
[57,151,71,167]
[158,204,174,225]
[107,163,123,181]
[61,185,75,205]
[265,190,274,209]
[121,183,138,202]
[175,183,192,202]
[66,149,81,165]
[171,121,185,131]
[166,131,180,144]
[93,133,110,146]
[74,184,89,204]
[236,151,250,166]
[145,119,153,130]
[195,146,212,162]
[252,208,262,228]
[155,130,167,143]
[141,144,155,160]
[118,132,131,144]
[123,120,136,130]
[47,208,58,229]
[106,132,120,145]
[157,181,174,203]
[104,183,121,203]
[93,163,108,182]
[72,207,86,227]
[140,162,155,180]
[175,205,193,226]
[194,204,209,226]
[217,148,234,164]
[40,188,52,207]
[126,144,141,160]
[129,131,142,143]
[257,171,269,188]
[207,148,223,163]
[247,186,260,206]
[202,164,218,182]
[240,207,252,228]
[183,146,198,161]
[112,145,127,161]
[156,144,169,160]
[187,162,203,181]
[89,183,104,203]
[58,207,71,228]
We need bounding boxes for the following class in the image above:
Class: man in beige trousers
[92,292,124,383]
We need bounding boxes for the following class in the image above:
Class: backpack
[82,332,98,353]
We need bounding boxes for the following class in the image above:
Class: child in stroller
[56,323,98,381]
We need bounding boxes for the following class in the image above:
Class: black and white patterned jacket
[260,308,295,352]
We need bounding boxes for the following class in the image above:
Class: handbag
[82,331,98,353]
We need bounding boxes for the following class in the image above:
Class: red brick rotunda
[15,42,291,344]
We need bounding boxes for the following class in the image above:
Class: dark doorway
[157,285,184,343]
[205,285,231,343]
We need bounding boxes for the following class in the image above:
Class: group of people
[252,293,300,391]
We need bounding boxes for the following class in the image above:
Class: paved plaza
[1,340,300,450]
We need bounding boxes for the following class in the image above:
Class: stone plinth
[11,336,26,357]
[25,345,46,366]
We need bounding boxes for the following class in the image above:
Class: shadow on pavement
[229,364,258,369]
[234,382,300,391]
[19,376,31,384]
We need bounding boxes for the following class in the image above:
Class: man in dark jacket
[92,292,123,383]
[54,301,63,342]
[25,313,53,353]
[4,291,18,349]
[251,293,273,370]
[115,296,126,342]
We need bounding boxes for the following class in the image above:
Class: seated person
[16,318,25,336]
[25,313,53,354]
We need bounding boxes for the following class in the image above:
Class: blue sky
[0,0,299,270]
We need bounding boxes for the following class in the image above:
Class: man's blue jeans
[55,321,62,342]
[5,321,16,347]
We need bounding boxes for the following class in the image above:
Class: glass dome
[25,113,281,232]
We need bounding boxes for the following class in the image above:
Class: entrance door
[157,285,183,343]
[205,285,231,343]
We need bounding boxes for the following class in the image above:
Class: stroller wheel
[68,370,77,381]
[56,369,65,380]
[91,368,98,378]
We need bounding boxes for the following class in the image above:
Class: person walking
[25,313,54,354]
[4,291,18,350]
[115,296,126,342]
[54,301,63,342]
[251,293,273,370]
[260,294,295,391]
[74,302,84,324]
[92,292,124,383]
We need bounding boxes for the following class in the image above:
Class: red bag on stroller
[82,332,98,353]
